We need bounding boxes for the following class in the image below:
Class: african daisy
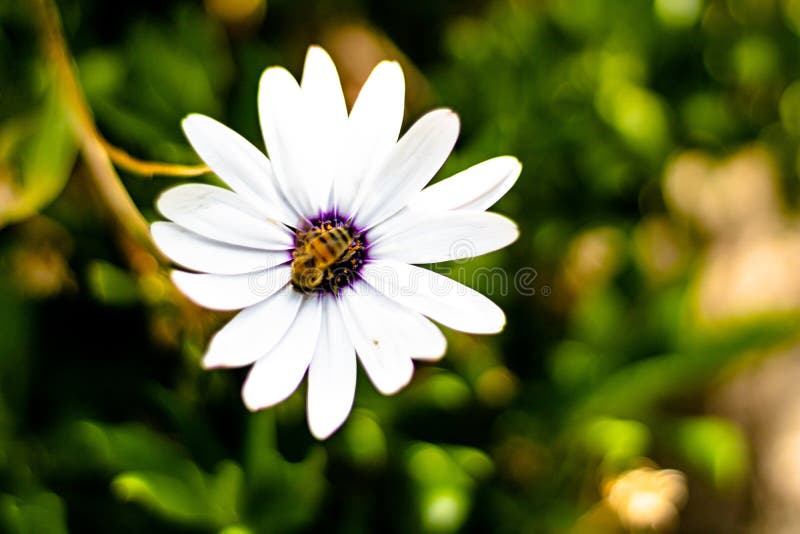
[151,46,521,439]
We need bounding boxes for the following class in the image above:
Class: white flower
[151,46,521,439]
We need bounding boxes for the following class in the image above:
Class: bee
[291,224,357,291]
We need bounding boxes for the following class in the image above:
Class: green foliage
[112,461,243,527]
[87,260,140,305]
[673,417,749,491]
[0,73,78,227]
[406,443,493,533]
[0,492,68,534]
[3,0,800,532]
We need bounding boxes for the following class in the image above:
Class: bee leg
[305,268,323,289]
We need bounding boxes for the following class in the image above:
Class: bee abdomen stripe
[310,236,337,262]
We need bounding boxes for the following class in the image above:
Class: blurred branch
[29,0,149,247]
[28,0,195,254]
[99,137,210,178]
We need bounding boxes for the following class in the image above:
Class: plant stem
[100,137,210,178]
[29,0,186,252]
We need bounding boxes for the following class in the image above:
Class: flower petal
[203,286,303,368]
[338,283,414,395]
[369,211,519,264]
[403,311,447,361]
[410,156,522,212]
[157,184,293,250]
[364,291,447,361]
[301,46,348,211]
[361,260,505,334]
[181,114,298,225]
[151,222,289,275]
[334,61,405,216]
[343,283,445,361]
[242,297,323,411]
[171,265,291,311]
[307,298,357,439]
[259,66,321,217]
[301,46,347,122]
[354,109,460,228]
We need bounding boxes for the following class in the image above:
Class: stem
[100,137,210,178]
[29,0,174,252]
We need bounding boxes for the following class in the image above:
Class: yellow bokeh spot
[475,367,518,407]
[655,0,703,27]
[205,0,266,26]
[604,467,688,530]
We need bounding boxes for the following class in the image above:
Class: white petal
[259,67,322,216]
[337,284,414,395]
[403,312,447,361]
[410,156,522,212]
[301,45,347,120]
[171,265,291,311]
[352,288,446,361]
[151,222,289,275]
[334,61,405,216]
[369,211,519,264]
[242,297,323,411]
[203,286,303,368]
[157,184,293,250]
[301,46,348,210]
[181,114,298,225]
[307,298,356,439]
[361,260,505,334]
[354,109,460,228]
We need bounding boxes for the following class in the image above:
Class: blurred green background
[4,0,800,531]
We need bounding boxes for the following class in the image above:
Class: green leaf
[242,411,277,486]
[0,78,78,228]
[574,314,800,418]
[673,417,749,491]
[405,443,493,534]
[243,443,327,533]
[112,460,244,528]
[411,371,472,411]
[341,409,387,469]
[580,417,651,469]
[57,421,244,528]
[58,420,189,473]
[596,81,672,162]
[208,461,245,525]
[77,50,126,99]
[0,492,68,534]
[112,464,212,526]
[86,260,139,305]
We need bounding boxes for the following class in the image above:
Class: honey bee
[291,224,357,291]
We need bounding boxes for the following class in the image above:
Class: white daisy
[151,46,521,439]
